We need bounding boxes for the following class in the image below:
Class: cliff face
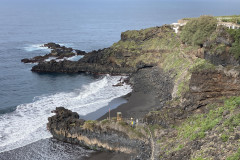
[202,26,239,66]
[189,67,240,108]
[32,60,135,75]
[48,107,151,159]
[32,25,179,75]
[42,17,240,159]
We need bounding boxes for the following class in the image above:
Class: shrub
[221,133,229,142]
[100,119,110,125]
[224,113,240,132]
[180,16,217,46]
[175,144,184,151]
[227,148,240,160]
[190,58,215,72]
[83,120,97,130]
[227,29,240,59]
[192,157,205,160]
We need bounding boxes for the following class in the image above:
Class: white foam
[24,44,51,52]
[45,57,57,62]
[67,55,84,61]
[0,75,131,153]
[49,55,83,62]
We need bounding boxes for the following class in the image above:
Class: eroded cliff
[48,107,151,159]
[43,16,240,159]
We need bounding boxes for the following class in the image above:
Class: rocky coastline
[21,42,86,63]
[28,16,240,159]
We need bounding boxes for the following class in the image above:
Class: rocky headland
[36,16,240,159]
[47,107,151,159]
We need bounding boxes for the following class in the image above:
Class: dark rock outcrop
[203,26,239,66]
[130,66,173,108]
[31,47,136,75]
[21,43,86,63]
[47,107,151,159]
[203,51,239,66]
[30,25,174,74]
[32,60,135,75]
[144,66,240,127]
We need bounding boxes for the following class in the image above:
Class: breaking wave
[0,75,131,153]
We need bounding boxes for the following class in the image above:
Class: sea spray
[24,44,51,52]
[0,75,132,153]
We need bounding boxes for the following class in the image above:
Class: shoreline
[98,91,156,121]
[88,90,157,160]
[0,88,136,160]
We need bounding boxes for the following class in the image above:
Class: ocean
[0,0,240,159]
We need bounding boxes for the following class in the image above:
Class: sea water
[0,0,240,159]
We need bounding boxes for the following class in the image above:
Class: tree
[180,16,217,46]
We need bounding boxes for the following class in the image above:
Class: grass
[175,144,184,151]
[110,25,181,68]
[83,120,97,130]
[227,29,240,59]
[178,96,240,140]
[100,119,110,125]
[224,113,240,132]
[177,81,190,97]
[189,58,215,72]
[220,133,229,142]
[191,157,205,160]
[149,124,161,134]
[227,148,240,160]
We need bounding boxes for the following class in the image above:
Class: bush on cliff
[180,16,217,46]
[227,29,240,59]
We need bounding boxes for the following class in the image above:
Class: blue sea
[0,0,240,159]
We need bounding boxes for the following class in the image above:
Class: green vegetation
[180,16,217,46]
[224,113,240,132]
[155,96,240,159]
[177,81,189,96]
[190,58,215,72]
[111,25,181,67]
[178,110,218,140]
[111,25,198,98]
[227,148,240,160]
[178,96,240,140]
[100,119,110,125]
[184,15,240,25]
[175,144,184,151]
[227,29,240,59]
[191,157,205,160]
[224,96,240,110]
[149,124,161,134]
[217,15,240,24]
[220,133,229,142]
[83,120,97,130]
[69,123,75,126]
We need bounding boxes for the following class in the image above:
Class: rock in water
[21,43,86,63]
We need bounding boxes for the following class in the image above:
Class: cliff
[31,25,179,74]
[44,16,240,159]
